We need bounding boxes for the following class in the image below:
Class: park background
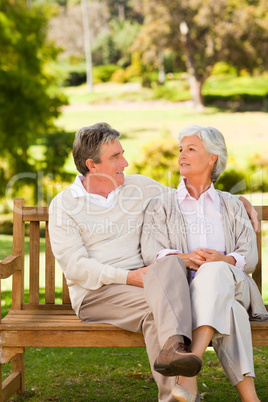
[0,0,268,400]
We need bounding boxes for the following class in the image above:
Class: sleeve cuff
[156,249,181,260]
[114,268,130,284]
[227,252,246,271]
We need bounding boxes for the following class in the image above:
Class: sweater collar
[70,175,121,203]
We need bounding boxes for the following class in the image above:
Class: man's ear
[85,159,96,172]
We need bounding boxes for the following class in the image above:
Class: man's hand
[189,248,236,270]
[127,266,150,287]
[239,196,259,232]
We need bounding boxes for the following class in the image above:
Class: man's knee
[156,255,187,274]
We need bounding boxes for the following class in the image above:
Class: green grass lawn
[2,345,268,401]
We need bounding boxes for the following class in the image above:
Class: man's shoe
[154,342,202,377]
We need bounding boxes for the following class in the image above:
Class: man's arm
[49,203,129,291]
[238,196,258,232]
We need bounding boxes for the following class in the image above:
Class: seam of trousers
[150,261,185,326]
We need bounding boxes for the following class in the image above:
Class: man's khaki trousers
[79,256,192,402]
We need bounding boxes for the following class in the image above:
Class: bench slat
[22,207,48,222]
[45,223,55,304]
[12,198,25,310]
[29,221,40,304]
[62,274,71,304]
[22,304,72,310]
[0,329,146,348]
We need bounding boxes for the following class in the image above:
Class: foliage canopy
[0,0,68,196]
[134,0,268,107]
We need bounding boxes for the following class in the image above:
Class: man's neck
[82,175,116,199]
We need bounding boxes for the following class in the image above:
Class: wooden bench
[0,198,267,401]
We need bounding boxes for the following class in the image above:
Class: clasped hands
[126,248,235,287]
[179,248,235,271]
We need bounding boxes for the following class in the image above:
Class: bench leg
[1,350,25,401]
[13,353,25,394]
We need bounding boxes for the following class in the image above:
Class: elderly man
[49,122,257,401]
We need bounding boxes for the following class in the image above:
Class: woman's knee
[193,261,234,289]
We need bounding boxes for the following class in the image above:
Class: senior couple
[49,122,267,401]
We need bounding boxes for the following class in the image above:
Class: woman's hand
[189,248,236,269]
[172,252,205,270]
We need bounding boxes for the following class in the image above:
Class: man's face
[92,139,129,189]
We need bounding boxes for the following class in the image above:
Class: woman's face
[178,135,216,180]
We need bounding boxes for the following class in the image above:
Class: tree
[103,0,143,23]
[0,0,68,196]
[92,18,141,66]
[48,2,110,60]
[81,0,93,92]
[135,0,268,108]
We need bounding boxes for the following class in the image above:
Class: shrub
[215,169,248,194]
[130,139,181,188]
[211,62,238,77]
[93,64,121,83]
[111,68,128,83]
[152,82,191,102]
[65,71,86,86]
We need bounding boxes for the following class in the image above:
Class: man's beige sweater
[49,175,164,314]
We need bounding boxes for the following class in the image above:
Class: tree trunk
[118,4,125,20]
[158,49,165,84]
[188,74,204,110]
[81,0,93,93]
[180,21,204,110]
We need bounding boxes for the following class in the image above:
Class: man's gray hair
[178,125,227,182]
[72,122,121,176]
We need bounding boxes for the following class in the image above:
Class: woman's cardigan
[141,189,268,321]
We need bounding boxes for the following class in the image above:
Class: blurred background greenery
[0,1,268,400]
[0,0,268,213]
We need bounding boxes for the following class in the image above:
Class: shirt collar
[176,178,217,204]
[70,175,121,200]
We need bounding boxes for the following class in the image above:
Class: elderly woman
[141,125,267,402]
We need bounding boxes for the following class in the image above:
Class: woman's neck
[184,178,212,200]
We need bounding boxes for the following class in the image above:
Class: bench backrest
[9,200,268,311]
[12,198,71,311]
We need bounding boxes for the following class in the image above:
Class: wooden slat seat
[0,310,145,348]
[0,199,267,401]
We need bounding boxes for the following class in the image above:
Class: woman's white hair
[178,125,227,182]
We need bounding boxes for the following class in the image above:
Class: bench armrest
[0,255,21,279]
